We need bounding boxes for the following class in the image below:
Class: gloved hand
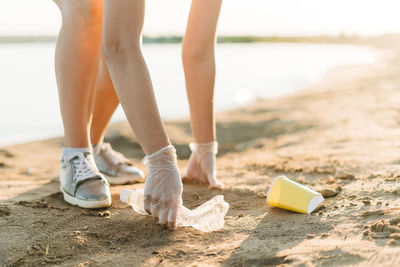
[143,145,183,230]
[183,141,224,189]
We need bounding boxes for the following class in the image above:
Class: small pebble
[319,188,338,198]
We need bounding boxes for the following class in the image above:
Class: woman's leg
[54,0,111,208]
[89,53,145,184]
[103,0,169,155]
[90,53,119,146]
[182,0,222,143]
[54,0,103,148]
[182,0,224,188]
[103,0,182,229]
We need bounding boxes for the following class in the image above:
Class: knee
[57,0,103,28]
[182,40,214,62]
[103,36,141,63]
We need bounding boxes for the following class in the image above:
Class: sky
[1,0,400,37]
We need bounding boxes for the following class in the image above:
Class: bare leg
[103,0,169,155]
[90,53,119,145]
[54,0,103,148]
[54,0,111,209]
[182,0,224,188]
[182,0,222,143]
[89,52,146,184]
[103,0,182,229]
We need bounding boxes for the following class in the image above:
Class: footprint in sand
[363,217,400,245]
[16,201,48,209]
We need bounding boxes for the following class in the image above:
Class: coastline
[0,41,377,147]
[2,35,400,265]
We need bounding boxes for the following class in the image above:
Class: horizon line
[0,34,394,44]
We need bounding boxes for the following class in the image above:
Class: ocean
[0,42,376,146]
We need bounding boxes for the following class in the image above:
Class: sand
[2,35,400,266]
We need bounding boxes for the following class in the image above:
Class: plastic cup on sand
[267,175,324,214]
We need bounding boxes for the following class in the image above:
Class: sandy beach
[2,35,400,266]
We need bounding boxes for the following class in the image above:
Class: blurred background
[1,0,399,146]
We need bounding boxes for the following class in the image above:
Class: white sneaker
[93,143,145,185]
[60,152,112,209]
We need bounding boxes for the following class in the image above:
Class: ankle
[62,147,92,160]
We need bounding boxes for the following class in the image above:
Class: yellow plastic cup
[267,175,323,214]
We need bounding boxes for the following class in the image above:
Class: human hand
[143,145,183,230]
[183,142,224,189]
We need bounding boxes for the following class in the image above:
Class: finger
[144,194,152,215]
[151,201,162,220]
[167,205,179,230]
[207,172,224,189]
[184,165,200,182]
[200,172,208,184]
[181,175,192,183]
[159,207,169,226]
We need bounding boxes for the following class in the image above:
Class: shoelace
[99,143,129,166]
[65,152,100,183]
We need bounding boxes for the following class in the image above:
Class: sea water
[0,42,376,146]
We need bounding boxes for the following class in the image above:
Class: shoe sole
[106,175,145,185]
[60,187,112,209]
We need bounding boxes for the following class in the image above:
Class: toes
[167,207,179,230]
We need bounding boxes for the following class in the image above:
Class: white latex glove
[143,145,183,230]
[183,141,224,189]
